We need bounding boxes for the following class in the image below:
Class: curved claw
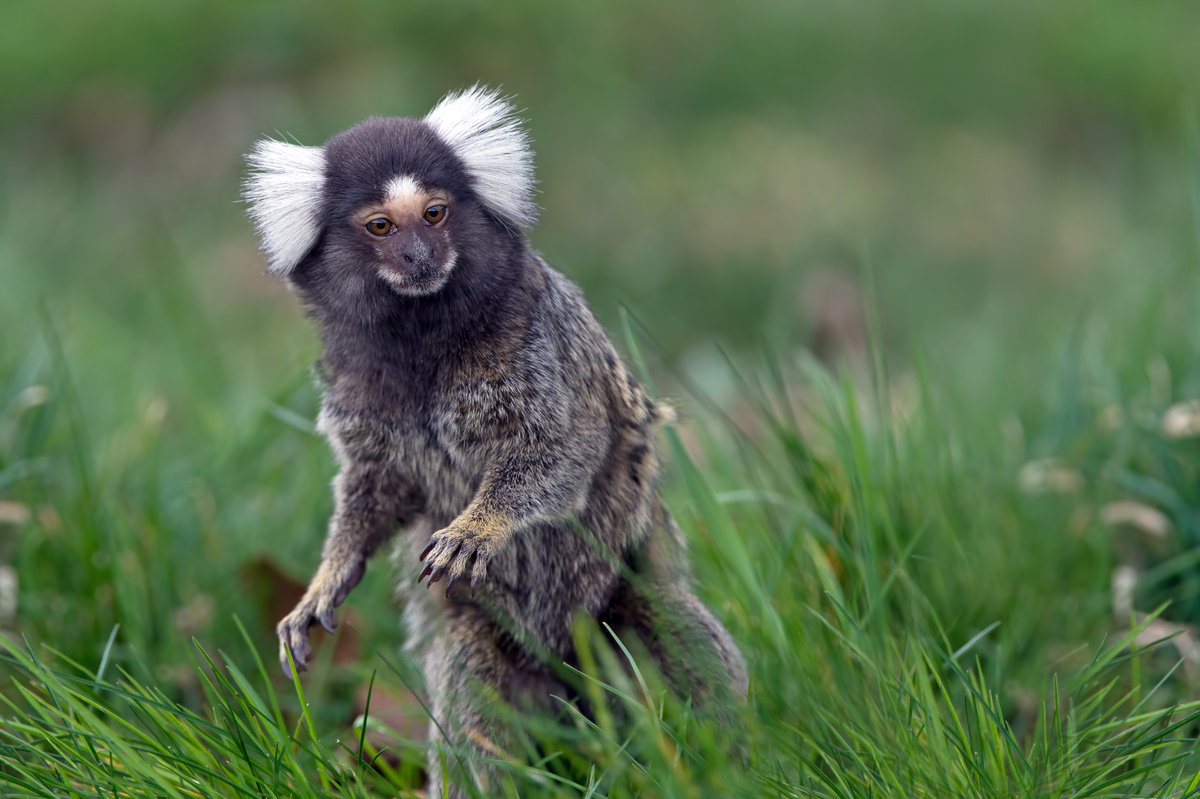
[445,575,471,597]
[319,609,337,634]
[280,641,309,679]
[444,549,478,595]
[277,605,321,679]
[420,524,495,595]
[281,654,306,679]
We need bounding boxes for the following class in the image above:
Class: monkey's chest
[325,368,530,521]
[386,414,483,524]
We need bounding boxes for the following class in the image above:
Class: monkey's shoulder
[531,267,667,430]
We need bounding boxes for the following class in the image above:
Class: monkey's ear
[424,85,537,231]
[244,140,326,275]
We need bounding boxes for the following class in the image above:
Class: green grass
[6,0,1200,795]
[10,301,1200,796]
[7,339,1200,796]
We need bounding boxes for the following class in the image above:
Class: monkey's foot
[418,521,496,593]
[276,557,366,677]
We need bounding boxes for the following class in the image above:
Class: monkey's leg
[424,610,515,799]
[676,590,749,698]
[607,581,748,702]
[278,457,421,675]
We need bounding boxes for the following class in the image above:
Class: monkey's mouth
[378,259,453,297]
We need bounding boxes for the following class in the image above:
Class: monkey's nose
[392,231,431,266]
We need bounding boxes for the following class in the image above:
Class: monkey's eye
[365,218,393,236]
[423,205,447,225]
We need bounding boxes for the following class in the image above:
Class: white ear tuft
[243,140,326,275]
[424,85,537,230]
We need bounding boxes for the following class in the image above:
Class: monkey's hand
[276,556,366,677]
[417,513,507,593]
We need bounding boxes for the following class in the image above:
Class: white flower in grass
[0,502,31,526]
[1162,400,1200,438]
[1100,501,1171,540]
[1111,564,1138,621]
[1018,458,1084,495]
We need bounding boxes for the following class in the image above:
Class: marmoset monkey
[245,86,747,796]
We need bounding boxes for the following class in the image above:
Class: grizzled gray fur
[244,86,747,797]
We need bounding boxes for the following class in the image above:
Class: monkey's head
[244,86,536,314]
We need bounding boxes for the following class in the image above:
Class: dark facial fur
[290,117,520,324]
[245,86,747,799]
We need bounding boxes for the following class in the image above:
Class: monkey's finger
[419,539,455,582]
[319,609,337,634]
[285,639,311,673]
[277,615,314,675]
[470,554,488,588]
[279,639,309,679]
[420,538,453,573]
[427,539,462,572]
[447,550,472,582]
[424,535,463,588]
[281,652,307,679]
[445,547,479,593]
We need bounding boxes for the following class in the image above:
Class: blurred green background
[4,0,1200,755]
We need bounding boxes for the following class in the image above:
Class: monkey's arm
[420,400,606,591]
[278,451,422,675]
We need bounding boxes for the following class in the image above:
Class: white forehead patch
[244,140,326,275]
[384,174,423,202]
[423,85,537,231]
